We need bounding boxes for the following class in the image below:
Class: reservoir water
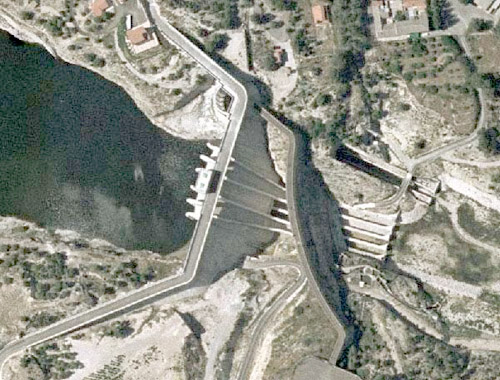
[0,31,206,253]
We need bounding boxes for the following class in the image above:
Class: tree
[468,18,493,33]
[316,93,332,106]
[271,0,296,11]
[394,10,406,21]
[219,1,240,29]
[261,51,280,71]
[251,12,274,24]
[398,102,411,111]
[205,33,229,53]
[105,320,134,338]
[479,126,500,154]
[20,11,35,20]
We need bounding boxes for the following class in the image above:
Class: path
[236,258,306,380]
[260,108,347,363]
[438,198,500,257]
[0,6,249,377]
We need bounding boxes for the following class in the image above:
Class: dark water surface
[0,31,206,253]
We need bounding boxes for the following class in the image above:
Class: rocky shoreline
[0,8,225,140]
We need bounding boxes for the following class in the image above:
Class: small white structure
[125,14,132,30]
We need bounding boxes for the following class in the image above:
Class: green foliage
[316,93,333,106]
[458,203,500,246]
[21,252,77,300]
[479,126,500,155]
[45,16,65,37]
[24,312,63,329]
[292,28,312,55]
[409,35,428,56]
[428,0,456,30]
[104,320,135,338]
[428,0,445,30]
[448,245,496,284]
[403,71,415,81]
[21,343,83,379]
[261,51,280,71]
[440,36,461,55]
[219,0,240,29]
[468,18,493,33]
[251,12,274,24]
[20,11,35,21]
[83,53,106,67]
[348,318,470,379]
[205,33,229,53]
[270,0,296,11]
[330,0,370,87]
[383,59,403,74]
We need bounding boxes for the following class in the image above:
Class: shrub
[104,320,134,338]
[20,11,35,20]
[468,18,493,33]
[479,126,500,154]
[205,33,229,53]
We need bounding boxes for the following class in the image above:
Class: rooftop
[91,0,112,17]
[126,26,150,45]
[311,4,328,24]
[402,0,427,11]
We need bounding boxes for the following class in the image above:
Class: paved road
[363,36,486,210]
[237,259,306,380]
[260,108,347,363]
[0,8,248,377]
[409,36,486,168]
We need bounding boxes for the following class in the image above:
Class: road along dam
[0,9,313,376]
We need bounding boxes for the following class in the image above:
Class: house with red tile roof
[91,0,113,17]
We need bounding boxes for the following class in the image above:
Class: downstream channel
[0,31,206,253]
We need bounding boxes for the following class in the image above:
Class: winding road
[237,259,306,380]
[260,108,347,363]
[0,4,355,378]
[365,36,487,210]
[0,7,248,377]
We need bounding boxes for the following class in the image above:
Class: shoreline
[0,11,223,141]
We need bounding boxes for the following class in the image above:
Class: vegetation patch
[263,289,338,379]
[102,320,135,339]
[163,0,240,30]
[373,36,479,135]
[345,299,471,380]
[467,34,500,75]
[182,333,207,380]
[457,203,500,245]
[21,342,83,380]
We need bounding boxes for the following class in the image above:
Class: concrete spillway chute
[207,142,220,158]
[187,198,203,207]
[200,154,216,169]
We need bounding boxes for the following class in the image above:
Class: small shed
[311,4,328,24]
